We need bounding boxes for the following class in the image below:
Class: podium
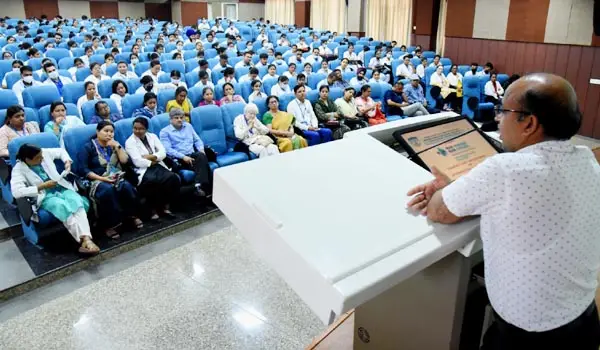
[213,114,484,349]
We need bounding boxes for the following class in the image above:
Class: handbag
[254,135,274,147]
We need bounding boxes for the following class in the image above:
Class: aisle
[0,220,324,350]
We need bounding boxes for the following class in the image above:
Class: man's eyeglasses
[494,106,532,119]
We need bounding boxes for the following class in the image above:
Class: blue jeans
[303,128,333,146]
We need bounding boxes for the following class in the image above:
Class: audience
[287,85,332,145]
[313,86,350,140]
[446,65,463,112]
[125,117,180,220]
[166,87,192,122]
[384,81,429,118]
[484,72,504,105]
[13,66,42,106]
[109,80,128,117]
[429,65,453,111]
[0,105,40,157]
[355,85,386,125]
[404,74,434,113]
[84,62,110,85]
[270,76,291,97]
[248,80,268,103]
[77,81,101,116]
[78,121,142,238]
[198,87,221,107]
[44,101,84,145]
[219,82,245,105]
[396,55,414,80]
[283,63,297,79]
[90,100,123,124]
[42,62,72,98]
[349,68,368,87]
[133,92,164,119]
[12,144,99,255]
[261,95,307,152]
[234,103,279,158]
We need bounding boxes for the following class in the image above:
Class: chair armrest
[0,157,11,184]
[15,197,33,226]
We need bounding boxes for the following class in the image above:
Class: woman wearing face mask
[256,30,268,43]
[109,80,129,117]
[166,87,192,122]
[270,75,291,97]
[125,117,179,220]
[169,70,187,89]
[317,60,332,75]
[248,80,268,103]
[77,81,101,117]
[11,143,99,255]
[133,92,164,119]
[198,87,221,107]
[171,40,184,54]
[234,103,279,158]
[44,101,84,146]
[0,105,41,157]
[219,82,246,105]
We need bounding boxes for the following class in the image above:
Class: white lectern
[213,114,483,349]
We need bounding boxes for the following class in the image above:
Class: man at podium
[407,73,600,349]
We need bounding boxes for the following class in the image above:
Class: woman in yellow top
[261,95,307,152]
[166,86,193,123]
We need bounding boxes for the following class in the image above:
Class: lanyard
[244,117,254,135]
[10,125,28,136]
[93,139,112,163]
[295,100,309,125]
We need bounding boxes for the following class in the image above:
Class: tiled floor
[0,239,35,291]
[0,217,325,350]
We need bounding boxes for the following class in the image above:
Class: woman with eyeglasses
[261,95,307,152]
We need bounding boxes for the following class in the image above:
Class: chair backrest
[81,99,120,124]
[191,105,227,154]
[37,103,79,130]
[235,66,250,80]
[163,59,185,74]
[105,63,118,77]
[0,89,19,109]
[157,88,176,110]
[369,83,383,102]
[329,88,344,101]
[308,73,326,89]
[149,112,170,135]
[62,82,86,105]
[262,78,278,96]
[45,48,71,63]
[0,60,15,81]
[125,78,142,95]
[0,107,39,126]
[89,54,105,65]
[113,117,140,146]
[254,98,268,120]
[219,102,245,150]
[4,72,22,90]
[134,62,150,77]
[279,93,295,111]
[214,82,240,100]
[76,67,92,82]
[121,93,145,119]
[97,79,115,98]
[462,76,480,119]
[22,85,61,109]
[63,124,97,173]
[187,86,205,107]
[8,133,60,167]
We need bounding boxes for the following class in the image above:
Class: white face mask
[131,58,139,65]
[12,67,19,73]
[23,76,33,84]
[48,71,59,79]
[176,45,183,50]
[171,79,180,84]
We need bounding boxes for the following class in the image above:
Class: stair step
[0,202,22,243]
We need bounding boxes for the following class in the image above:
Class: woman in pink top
[0,105,40,157]
[355,85,385,125]
[197,87,221,107]
[219,83,246,105]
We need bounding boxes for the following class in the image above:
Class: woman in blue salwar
[11,144,99,255]
[77,121,143,238]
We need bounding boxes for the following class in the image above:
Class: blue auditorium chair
[185,71,200,87]
[97,79,114,98]
[4,72,24,89]
[279,93,295,111]
[89,54,105,65]
[462,76,494,119]
[105,64,118,77]
[191,106,248,167]
[235,67,250,81]
[37,103,79,130]
[306,90,319,104]
[62,82,86,105]
[0,60,15,82]
[424,66,437,108]
[121,94,145,119]
[45,48,71,63]
[220,102,245,150]
[58,57,75,70]
[63,123,96,176]
[163,59,185,74]
[134,62,151,77]
[22,85,61,109]
[187,86,205,107]
[76,67,92,82]
[254,98,268,119]
[0,89,19,109]
[308,73,326,89]
[158,89,176,110]
[214,82,240,100]
[126,78,142,95]
[329,88,344,101]
[113,117,141,145]
[262,78,278,96]
[81,99,120,124]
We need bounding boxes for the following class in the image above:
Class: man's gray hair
[169,108,184,118]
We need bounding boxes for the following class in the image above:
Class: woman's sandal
[105,227,120,239]
[79,239,100,255]
[161,209,176,219]
[132,217,143,229]
[150,211,160,221]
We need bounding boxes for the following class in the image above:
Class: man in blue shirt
[159,108,212,196]
[384,81,429,117]
[403,74,438,113]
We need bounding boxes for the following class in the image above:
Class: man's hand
[55,115,65,125]
[406,167,451,215]
[182,156,194,165]
[37,180,58,191]
[308,126,318,131]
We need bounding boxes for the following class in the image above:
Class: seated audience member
[273,52,286,66]
[261,95,307,152]
[334,86,369,130]
[132,92,164,119]
[136,75,174,95]
[198,87,221,107]
[44,101,84,145]
[68,58,86,81]
[169,70,186,89]
[212,54,231,72]
[313,85,350,140]
[369,69,384,84]
[217,67,237,86]
[283,63,297,79]
[446,65,463,112]
[429,65,453,111]
[343,44,359,63]
[84,62,110,85]
[479,62,493,76]
[195,70,215,89]
[125,117,179,220]
[264,64,279,81]
[296,73,312,92]
[303,62,314,77]
[141,59,165,85]
[78,121,143,237]
[297,36,309,52]
[484,72,504,105]
[13,66,42,106]
[355,85,386,125]
[11,144,99,255]
[305,48,323,66]
[405,74,436,113]
[166,87,193,122]
[159,108,212,197]
[270,75,291,97]
[2,60,23,88]
[317,60,332,76]
[464,62,479,77]
[42,62,72,97]
[416,57,428,81]
[339,58,354,73]
[255,53,269,68]
[90,100,123,124]
[428,54,441,68]
[234,103,279,158]
[289,52,304,66]
[384,81,429,118]
[112,61,138,80]
[219,82,245,105]
[349,68,368,87]
[77,82,101,117]
[248,80,268,103]
[368,50,391,83]
[109,80,128,117]
[100,53,114,75]
[239,67,260,84]
[235,51,254,69]
[287,85,332,145]
[317,73,336,90]
[396,55,414,80]
[0,105,40,157]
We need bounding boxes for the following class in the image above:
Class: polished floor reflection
[0,217,325,350]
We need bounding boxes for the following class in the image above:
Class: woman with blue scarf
[132,92,164,119]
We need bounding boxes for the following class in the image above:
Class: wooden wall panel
[24,0,59,18]
[414,0,434,35]
[444,36,600,137]
[181,2,207,26]
[145,3,172,22]
[90,1,118,19]
[414,35,431,50]
[445,0,476,38]
[505,0,550,43]
[294,1,310,28]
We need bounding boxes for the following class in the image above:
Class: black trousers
[138,165,181,208]
[481,302,600,350]
[181,152,212,190]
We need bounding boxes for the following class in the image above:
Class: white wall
[172,0,182,24]
[118,2,146,19]
[238,3,264,21]
[4,0,26,19]
[58,0,91,20]
[347,0,363,32]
